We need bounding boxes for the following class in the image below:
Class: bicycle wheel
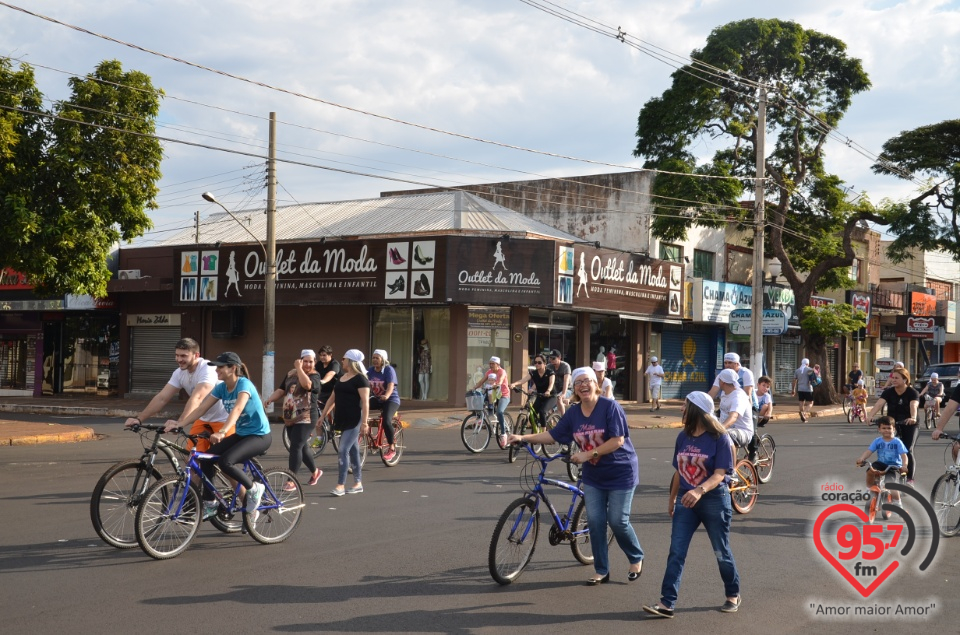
[540,414,562,457]
[931,472,960,536]
[488,497,539,585]
[842,396,851,418]
[856,406,865,424]
[730,460,758,514]
[924,407,934,430]
[135,476,201,560]
[865,493,879,524]
[508,413,528,463]
[246,468,304,544]
[566,441,582,482]
[461,413,491,453]
[208,466,246,534]
[381,420,404,466]
[755,434,776,484]
[570,498,615,565]
[90,460,164,549]
[494,412,515,450]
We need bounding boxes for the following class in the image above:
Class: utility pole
[750,91,767,377]
[263,112,277,411]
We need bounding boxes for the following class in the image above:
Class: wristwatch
[592,450,599,459]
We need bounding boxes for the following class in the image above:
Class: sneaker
[308,468,322,486]
[283,481,298,492]
[642,604,675,619]
[498,434,509,449]
[202,501,219,520]
[330,487,345,497]
[346,484,364,494]
[720,596,742,613]
[382,448,397,462]
[907,479,915,487]
[799,411,807,422]
[246,482,265,513]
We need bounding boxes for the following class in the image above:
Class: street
[2,413,958,634]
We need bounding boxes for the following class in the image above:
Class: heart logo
[813,503,900,597]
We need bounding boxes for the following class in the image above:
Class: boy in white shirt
[645,356,665,411]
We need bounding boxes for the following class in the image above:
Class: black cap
[208,351,242,367]
[549,349,561,358]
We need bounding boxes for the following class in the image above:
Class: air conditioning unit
[118,269,141,280]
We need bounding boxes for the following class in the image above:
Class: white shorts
[650,384,661,399]
[727,427,752,448]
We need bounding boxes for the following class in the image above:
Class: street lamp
[201,191,277,412]
[767,257,782,283]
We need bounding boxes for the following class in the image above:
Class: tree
[633,18,879,403]
[872,120,960,263]
[0,59,162,297]
[800,303,867,400]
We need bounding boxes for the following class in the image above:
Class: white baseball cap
[592,361,605,372]
[650,356,658,363]
[931,372,939,379]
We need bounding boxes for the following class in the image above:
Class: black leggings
[201,432,272,500]
[287,423,318,475]
[533,395,557,429]
[895,422,919,480]
[370,397,399,445]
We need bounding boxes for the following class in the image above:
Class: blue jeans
[582,483,644,576]
[337,425,362,486]
[660,485,740,609]
[494,396,510,435]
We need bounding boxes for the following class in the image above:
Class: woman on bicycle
[509,354,556,431]
[508,366,643,586]
[866,367,920,485]
[166,351,271,520]
[367,349,399,462]
[264,349,322,490]
[472,356,511,447]
[323,349,370,496]
[919,372,944,421]
[643,391,740,619]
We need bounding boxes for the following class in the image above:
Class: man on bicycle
[707,352,756,406]
[716,368,756,463]
[124,337,229,452]
[919,372,944,421]
[548,349,572,416]
[847,363,863,393]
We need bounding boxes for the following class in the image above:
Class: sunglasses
[534,360,544,364]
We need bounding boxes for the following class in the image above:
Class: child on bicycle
[919,372,944,420]
[856,416,908,502]
[755,376,773,427]
[852,379,869,412]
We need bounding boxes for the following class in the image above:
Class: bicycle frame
[511,444,587,541]
[365,412,401,450]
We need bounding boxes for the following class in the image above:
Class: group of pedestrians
[507,363,746,619]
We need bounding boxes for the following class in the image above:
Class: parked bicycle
[460,388,514,453]
[488,442,613,585]
[134,431,304,559]
[735,431,776,484]
[508,387,561,462]
[90,423,249,549]
[932,433,960,536]
[855,461,906,523]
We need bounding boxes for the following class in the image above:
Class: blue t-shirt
[869,436,909,467]
[673,430,735,491]
[367,365,401,404]
[549,397,638,490]
[211,376,270,436]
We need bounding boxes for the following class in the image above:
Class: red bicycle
[361,411,406,467]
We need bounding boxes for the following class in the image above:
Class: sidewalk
[0,393,845,446]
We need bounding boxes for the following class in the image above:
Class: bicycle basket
[464,390,484,411]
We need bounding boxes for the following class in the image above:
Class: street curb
[2,425,97,446]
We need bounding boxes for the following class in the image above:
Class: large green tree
[0,59,162,297]
[633,18,880,402]
[872,120,960,262]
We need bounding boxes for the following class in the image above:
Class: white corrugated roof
[147,192,581,247]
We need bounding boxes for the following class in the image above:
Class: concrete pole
[750,92,767,376]
[263,112,277,410]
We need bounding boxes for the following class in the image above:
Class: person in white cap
[593,361,613,399]
[919,372,944,421]
[367,349,400,462]
[323,349,370,496]
[716,368,755,461]
[473,356,511,447]
[645,356,665,411]
[642,391,741,618]
[508,366,644,586]
[707,353,756,410]
[264,349,323,489]
[791,358,814,422]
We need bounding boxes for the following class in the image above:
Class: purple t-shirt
[549,397,638,490]
[672,430,735,492]
[367,365,401,404]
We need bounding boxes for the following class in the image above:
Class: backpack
[808,369,822,387]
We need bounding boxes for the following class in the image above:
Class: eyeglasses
[534,360,544,364]
[573,379,594,387]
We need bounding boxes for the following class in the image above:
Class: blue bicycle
[488,442,612,585]
[134,432,304,559]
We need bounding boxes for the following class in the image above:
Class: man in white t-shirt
[707,352,756,409]
[717,368,755,460]
[645,356,664,411]
[124,337,229,452]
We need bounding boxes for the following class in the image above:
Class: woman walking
[264,349,322,489]
[322,349,370,496]
[643,391,741,618]
[508,366,643,585]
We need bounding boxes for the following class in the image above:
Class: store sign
[560,245,680,317]
[695,280,752,323]
[467,308,511,329]
[875,357,897,372]
[452,237,551,306]
[0,299,63,310]
[895,315,943,338]
[909,291,937,316]
[728,308,789,336]
[810,295,835,308]
[126,314,182,326]
[847,291,872,323]
[64,295,116,310]
[0,268,32,290]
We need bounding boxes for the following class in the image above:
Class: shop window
[372,306,449,401]
[693,249,714,279]
[466,307,512,394]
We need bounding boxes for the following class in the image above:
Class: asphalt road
[1,414,958,634]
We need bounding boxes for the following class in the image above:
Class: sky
[1,0,959,246]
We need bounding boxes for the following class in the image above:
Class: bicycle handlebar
[127,422,170,433]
